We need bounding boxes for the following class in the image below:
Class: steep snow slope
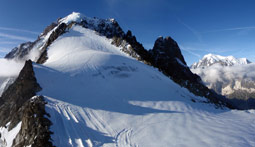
[32,25,255,146]
[191,53,251,69]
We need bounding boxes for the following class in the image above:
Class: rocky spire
[148,36,233,108]
[151,36,186,65]
[0,60,54,146]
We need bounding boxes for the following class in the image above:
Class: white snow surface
[60,12,86,24]
[59,12,115,26]
[0,122,22,147]
[31,25,255,146]
[191,53,251,69]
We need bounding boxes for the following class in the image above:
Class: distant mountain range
[191,54,255,109]
[190,53,251,69]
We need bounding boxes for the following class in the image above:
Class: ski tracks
[116,128,138,147]
[82,109,138,147]
[47,98,139,147]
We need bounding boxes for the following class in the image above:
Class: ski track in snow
[30,23,255,146]
[116,129,137,147]
[44,97,255,147]
[1,13,254,147]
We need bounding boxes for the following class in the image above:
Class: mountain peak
[59,12,117,26]
[191,53,251,69]
[152,36,186,65]
[59,12,86,24]
[5,12,124,62]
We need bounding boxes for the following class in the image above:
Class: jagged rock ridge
[148,37,232,107]
[0,60,54,146]
[5,12,233,108]
[5,42,34,60]
[1,12,248,146]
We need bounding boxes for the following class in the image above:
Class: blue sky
[0,0,255,65]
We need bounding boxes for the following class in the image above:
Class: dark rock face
[79,19,125,38]
[0,60,41,129]
[13,96,54,147]
[37,23,67,64]
[40,22,58,37]
[38,18,125,64]
[111,30,233,108]
[123,30,152,62]
[5,42,34,60]
[4,22,67,64]
[0,60,54,146]
[150,36,186,65]
[2,15,234,109]
[112,30,152,64]
[112,34,233,108]
[149,36,198,84]
[148,36,232,108]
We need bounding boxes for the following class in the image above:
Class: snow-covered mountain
[192,63,255,106]
[0,12,255,147]
[191,54,255,109]
[191,53,251,69]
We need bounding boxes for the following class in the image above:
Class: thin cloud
[180,44,237,56]
[0,41,19,45]
[0,32,34,41]
[202,26,255,33]
[180,46,201,58]
[176,18,203,42]
[0,27,39,35]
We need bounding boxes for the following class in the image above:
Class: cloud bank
[0,59,24,77]
[191,63,255,98]
[192,63,255,84]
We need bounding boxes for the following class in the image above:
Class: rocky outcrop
[0,60,54,146]
[3,14,234,109]
[111,33,232,108]
[112,30,152,63]
[148,36,232,107]
[5,42,34,60]
[149,36,195,83]
[37,23,67,64]
[0,60,41,129]
[40,22,58,37]
[13,96,54,147]
[79,18,124,38]
[150,36,186,65]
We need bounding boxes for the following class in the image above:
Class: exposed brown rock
[37,23,67,64]
[0,60,54,146]
[0,60,41,129]
[13,96,54,147]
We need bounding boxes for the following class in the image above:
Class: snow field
[32,25,255,147]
